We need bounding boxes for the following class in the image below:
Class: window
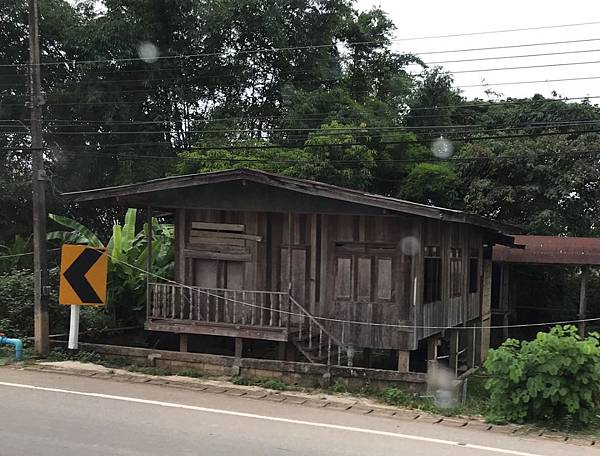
[450,248,462,298]
[469,248,479,293]
[334,251,393,302]
[424,246,441,303]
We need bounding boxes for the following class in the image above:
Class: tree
[400,163,460,207]
[177,121,377,190]
[456,134,600,236]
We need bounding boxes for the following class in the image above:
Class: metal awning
[493,235,600,265]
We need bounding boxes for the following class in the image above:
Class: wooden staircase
[288,295,348,366]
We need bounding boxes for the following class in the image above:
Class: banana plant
[48,209,174,324]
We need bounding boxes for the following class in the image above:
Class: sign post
[59,245,108,350]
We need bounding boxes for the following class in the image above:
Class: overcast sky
[356,0,600,101]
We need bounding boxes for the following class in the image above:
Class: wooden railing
[149,282,290,328]
[288,295,348,366]
[149,283,349,365]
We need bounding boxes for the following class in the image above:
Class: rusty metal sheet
[493,235,600,265]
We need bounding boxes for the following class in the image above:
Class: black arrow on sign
[64,248,104,304]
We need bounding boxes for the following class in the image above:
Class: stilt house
[65,169,514,372]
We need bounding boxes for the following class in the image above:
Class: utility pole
[28,0,49,355]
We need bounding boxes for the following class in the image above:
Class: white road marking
[0,380,542,456]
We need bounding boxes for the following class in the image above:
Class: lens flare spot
[431,136,454,159]
[137,42,159,63]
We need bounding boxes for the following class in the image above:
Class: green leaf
[48,214,104,247]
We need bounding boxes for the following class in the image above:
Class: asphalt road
[0,368,593,456]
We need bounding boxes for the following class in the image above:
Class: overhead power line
[1,119,597,138]
[5,57,600,92]
[3,75,600,109]
[424,47,600,65]
[2,20,600,68]
[3,126,599,154]
[6,95,597,126]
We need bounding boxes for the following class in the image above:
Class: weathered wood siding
[173,209,486,351]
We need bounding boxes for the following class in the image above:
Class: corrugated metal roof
[493,235,600,265]
[62,168,513,236]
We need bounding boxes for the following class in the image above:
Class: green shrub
[330,379,348,394]
[0,269,68,338]
[484,325,600,428]
[381,387,435,411]
[177,368,202,378]
[231,376,288,390]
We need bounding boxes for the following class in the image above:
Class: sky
[356,0,600,101]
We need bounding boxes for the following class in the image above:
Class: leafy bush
[0,268,68,338]
[329,379,348,394]
[48,208,174,325]
[484,325,600,428]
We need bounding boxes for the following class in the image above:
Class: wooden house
[65,169,515,373]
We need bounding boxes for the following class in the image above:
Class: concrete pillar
[179,334,188,353]
[346,344,355,367]
[448,330,459,376]
[427,336,438,374]
[234,337,243,359]
[232,337,243,376]
[397,350,410,372]
[480,258,493,363]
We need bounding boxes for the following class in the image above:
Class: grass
[177,368,203,378]
[231,376,289,391]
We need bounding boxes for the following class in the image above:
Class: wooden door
[192,259,245,323]
[333,249,395,347]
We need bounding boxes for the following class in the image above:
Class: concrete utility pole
[28,0,49,355]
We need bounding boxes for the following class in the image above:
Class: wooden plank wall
[419,221,484,340]
[173,209,485,352]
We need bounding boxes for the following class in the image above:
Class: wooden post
[29,0,49,356]
[397,350,410,373]
[480,258,493,363]
[579,266,590,337]
[146,206,153,321]
[287,212,293,333]
[449,330,459,377]
[179,334,188,353]
[427,336,438,374]
[234,337,243,359]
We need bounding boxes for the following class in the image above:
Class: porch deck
[147,282,349,365]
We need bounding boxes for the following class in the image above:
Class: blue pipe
[0,336,23,361]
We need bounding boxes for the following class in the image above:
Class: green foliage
[400,163,460,207]
[231,376,288,390]
[484,326,600,428]
[0,269,69,338]
[330,379,348,393]
[0,235,32,274]
[48,209,175,325]
[380,387,435,412]
[177,121,377,190]
[457,134,600,236]
[177,368,203,378]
